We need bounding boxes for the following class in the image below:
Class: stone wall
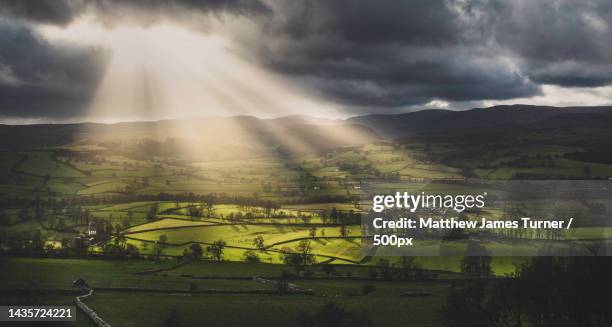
[75,290,111,327]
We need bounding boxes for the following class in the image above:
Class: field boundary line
[123,235,361,264]
[133,259,193,275]
[75,289,111,327]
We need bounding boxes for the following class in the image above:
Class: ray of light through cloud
[36,17,374,158]
[38,16,341,123]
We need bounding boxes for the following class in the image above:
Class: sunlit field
[1,117,612,326]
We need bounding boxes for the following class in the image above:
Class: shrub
[243,250,260,262]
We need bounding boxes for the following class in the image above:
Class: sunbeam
[39,17,339,123]
[37,17,354,158]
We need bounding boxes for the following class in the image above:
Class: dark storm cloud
[0,22,109,119]
[275,1,460,46]
[234,0,541,109]
[88,0,272,27]
[0,0,271,26]
[0,0,611,119]
[485,0,612,87]
[0,0,77,25]
[233,0,612,109]
[0,0,270,120]
[282,45,538,107]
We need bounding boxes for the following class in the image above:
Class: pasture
[0,257,452,327]
[2,133,612,326]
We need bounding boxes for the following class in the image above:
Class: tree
[206,239,226,262]
[154,234,168,260]
[296,240,315,266]
[29,231,44,253]
[183,243,203,260]
[321,210,329,224]
[187,205,203,218]
[243,250,260,262]
[331,207,339,224]
[442,257,612,327]
[147,204,158,221]
[114,232,127,250]
[339,225,349,237]
[159,234,168,243]
[253,235,265,250]
[397,257,424,279]
[73,278,90,293]
[460,241,492,277]
[125,243,140,258]
[60,237,71,250]
[275,271,290,292]
[441,281,490,327]
[202,201,215,217]
[102,243,125,258]
[281,247,302,266]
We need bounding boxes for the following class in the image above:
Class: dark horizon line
[2,103,612,127]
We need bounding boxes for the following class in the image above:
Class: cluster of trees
[460,242,493,277]
[0,230,89,256]
[368,257,433,280]
[0,193,262,210]
[147,204,159,221]
[0,230,46,253]
[281,240,316,268]
[442,256,612,327]
[180,240,227,262]
[185,202,215,218]
[226,208,316,222]
[320,208,361,225]
[101,233,139,258]
[489,223,564,241]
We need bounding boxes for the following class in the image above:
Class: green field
[2,128,612,326]
[0,257,452,327]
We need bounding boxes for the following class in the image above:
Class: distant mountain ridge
[0,114,378,154]
[348,104,612,138]
[1,104,612,151]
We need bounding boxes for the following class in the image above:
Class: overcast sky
[1,0,612,123]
